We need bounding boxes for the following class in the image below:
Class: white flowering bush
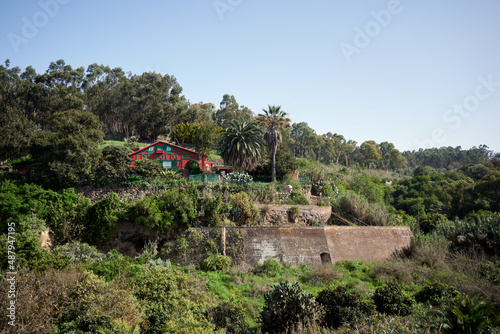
[223,172,254,186]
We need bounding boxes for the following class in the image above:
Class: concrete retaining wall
[226,226,412,265]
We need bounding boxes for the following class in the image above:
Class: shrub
[52,242,103,264]
[93,145,131,186]
[419,212,449,234]
[0,214,70,271]
[373,282,413,316]
[129,188,196,233]
[480,261,500,284]
[284,190,309,205]
[311,179,335,198]
[289,205,300,223]
[84,192,125,243]
[229,192,260,226]
[253,258,283,277]
[86,249,143,281]
[300,265,341,286]
[0,268,83,334]
[260,281,324,333]
[135,266,211,333]
[132,159,162,179]
[430,294,499,334]
[206,301,250,334]
[415,282,459,306]
[185,159,202,174]
[337,190,390,226]
[202,254,232,271]
[223,172,254,186]
[317,285,374,328]
[57,271,141,333]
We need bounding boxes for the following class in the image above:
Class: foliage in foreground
[260,281,324,333]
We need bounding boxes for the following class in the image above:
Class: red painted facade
[129,141,213,171]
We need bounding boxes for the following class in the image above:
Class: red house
[129,141,213,171]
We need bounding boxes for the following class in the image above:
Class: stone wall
[163,226,412,267]
[231,226,412,265]
[257,204,332,226]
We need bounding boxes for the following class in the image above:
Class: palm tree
[256,105,291,182]
[220,120,264,172]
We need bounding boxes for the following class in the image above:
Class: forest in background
[1,59,499,333]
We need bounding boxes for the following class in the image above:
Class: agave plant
[160,169,181,179]
[431,294,499,334]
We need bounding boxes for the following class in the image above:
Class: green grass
[99,140,149,149]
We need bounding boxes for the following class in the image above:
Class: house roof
[128,140,206,158]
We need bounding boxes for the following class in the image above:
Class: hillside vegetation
[0,59,499,333]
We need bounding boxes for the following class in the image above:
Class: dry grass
[0,268,83,334]
[300,265,343,286]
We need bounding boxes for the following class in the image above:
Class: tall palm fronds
[256,105,291,182]
[220,120,264,172]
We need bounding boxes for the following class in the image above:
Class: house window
[166,147,171,151]
[163,161,172,169]
[149,147,154,152]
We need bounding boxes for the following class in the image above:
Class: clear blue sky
[2,0,499,153]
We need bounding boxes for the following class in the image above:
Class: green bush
[57,271,141,333]
[202,254,232,271]
[373,282,413,316]
[0,182,90,244]
[93,145,131,186]
[135,266,211,333]
[337,190,390,226]
[415,282,459,306]
[419,212,449,234]
[284,190,309,205]
[260,281,323,333]
[223,172,254,186]
[84,192,125,244]
[52,242,103,264]
[311,179,334,198]
[289,205,300,222]
[132,159,162,179]
[317,285,374,328]
[86,249,143,281]
[229,192,260,226]
[206,301,250,334]
[430,294,499,334]
[253,258,283,277]
[129,188,196,233]
[185,159,202,174]
[480,261,500,284]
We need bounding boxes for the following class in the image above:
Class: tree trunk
[271,145,277,182]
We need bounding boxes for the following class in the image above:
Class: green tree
[30,109,104,188]
[213,94,254,127]
[130,72,186,141]
[290,122,316,159]
[359,140,382,168]
[256,105,291,182]
[94,145,132,185]
[192,121,222,160]
[0,106,35,161]
[379,141,406,172]
[220,120,264,172]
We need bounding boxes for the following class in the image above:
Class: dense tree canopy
[0,59,496,176]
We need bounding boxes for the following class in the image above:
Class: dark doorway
[320,252,332,265]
